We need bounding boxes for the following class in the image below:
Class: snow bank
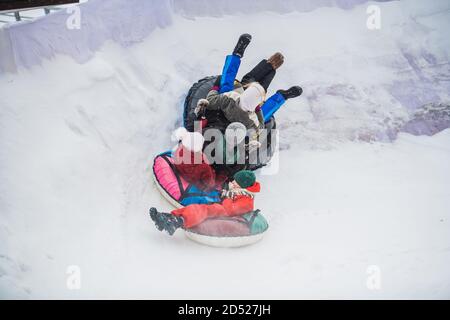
[402,103,450,136]
[0,0,388,73]
[0,0,173,72]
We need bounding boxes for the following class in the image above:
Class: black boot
[277,86,303,100]
[149,207,184,236]
[232,33,252,58]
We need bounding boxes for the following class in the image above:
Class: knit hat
[239,82,266,112]
[173,127,205,153]
[233,170,256,188]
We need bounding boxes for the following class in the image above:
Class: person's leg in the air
[241,52,284,91]
[261,92,286,122]
[257,69,276,92]
[241,59,274,89]
[219,55,241,93]
[219,34,252,93]
[261,86,303,122]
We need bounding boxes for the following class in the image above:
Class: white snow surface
[0,0,450,298]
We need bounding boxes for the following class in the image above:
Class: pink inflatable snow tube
[153,154,189,201]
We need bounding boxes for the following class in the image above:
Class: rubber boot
[277,86,303,100]
[232,33,252,58]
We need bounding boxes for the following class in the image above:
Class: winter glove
[247,139,261,154]
[194,98,209,117]
[221,188,254,200]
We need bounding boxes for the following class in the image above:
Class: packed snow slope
[1,0,450,298]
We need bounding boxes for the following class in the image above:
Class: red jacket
[173,145,217,191]
[221,182,260,214]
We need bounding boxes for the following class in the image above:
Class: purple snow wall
[0,0,391,73]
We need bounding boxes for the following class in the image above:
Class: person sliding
[149,170,260,235]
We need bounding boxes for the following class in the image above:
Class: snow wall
[0,0,389,73]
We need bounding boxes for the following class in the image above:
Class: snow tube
[183,76,277,170]
[185,210,268,248]
[152,152,269,247]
